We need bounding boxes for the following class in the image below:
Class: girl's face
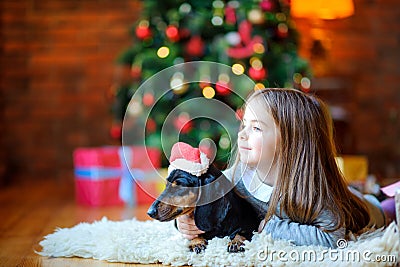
[238,97,280,180]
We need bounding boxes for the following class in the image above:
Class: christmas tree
[110,0,311,167]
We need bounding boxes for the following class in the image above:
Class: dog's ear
[194,165,232,231]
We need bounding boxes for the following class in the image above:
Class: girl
[177,88,386,248]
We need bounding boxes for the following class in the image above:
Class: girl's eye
[252,126,262,132]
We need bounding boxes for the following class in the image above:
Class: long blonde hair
[231,88,370,233]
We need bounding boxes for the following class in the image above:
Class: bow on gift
[226,20,263,59]
[74,147,142,206]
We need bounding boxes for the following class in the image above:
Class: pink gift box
[73,146,161,206]
[381,181,400,197]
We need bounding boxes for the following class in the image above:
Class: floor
[0,178,164,266]
[2,177,398,267]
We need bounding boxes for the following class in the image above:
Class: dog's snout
[147,201,159,219]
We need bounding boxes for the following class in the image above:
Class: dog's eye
[168,178,191,188]
[175,178,189,186]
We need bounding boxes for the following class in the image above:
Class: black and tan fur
[147,165,259,253]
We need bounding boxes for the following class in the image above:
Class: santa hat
[168,142,210,176]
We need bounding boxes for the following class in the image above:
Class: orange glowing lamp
[291,0,355,20]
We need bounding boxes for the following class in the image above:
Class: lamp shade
[291,0,355,20]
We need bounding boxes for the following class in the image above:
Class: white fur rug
[38,218,399,266]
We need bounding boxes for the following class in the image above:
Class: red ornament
[226,20,264,59]
[143,93,155,107]
[174,114,193,134]
[180,121,193,134]
[225,6,237,25]
[301,86,311,93]
[166,25,180,42]
[135,25,152,40]
[185,36,205,57]
[249,67,267,81]
[260,0,274,11]
[146,118,157,133]
[239,20,252,44]
[110,123,122,139]
[131,65,142,79]
[235,108,244,121]
[199,80,211,89]
[215,81,231,96]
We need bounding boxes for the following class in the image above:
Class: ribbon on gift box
[74,147,143,206]
[118,147,144,206]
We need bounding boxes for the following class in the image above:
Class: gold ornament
[170,72,189,95]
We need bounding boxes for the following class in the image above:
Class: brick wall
[1,0,141,184]
[294,0,400,180]
[1,0,399,185]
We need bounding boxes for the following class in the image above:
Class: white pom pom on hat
[167,142,210,176]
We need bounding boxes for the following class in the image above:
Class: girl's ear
[194,166,232,231]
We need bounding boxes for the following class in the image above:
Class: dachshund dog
[147,165,259,253]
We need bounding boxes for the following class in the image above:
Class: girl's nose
[238,127,248,140]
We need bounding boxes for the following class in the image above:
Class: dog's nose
[147,203,158,219]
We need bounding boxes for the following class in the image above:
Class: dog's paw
[227,241,245,253]
[227,234,246,253]
[189,237,208,254]
[191,244,207,254]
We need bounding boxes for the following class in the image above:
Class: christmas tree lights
[111,0,311,167]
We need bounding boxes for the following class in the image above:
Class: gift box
[335,155,368,183]
[73,146,164,206]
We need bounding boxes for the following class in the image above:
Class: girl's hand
[176,214,205,240]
